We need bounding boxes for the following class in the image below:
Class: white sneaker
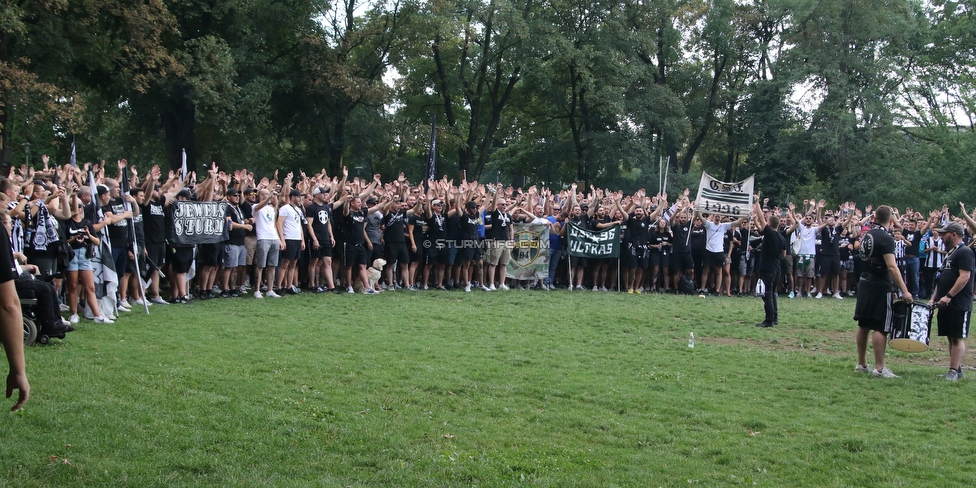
[815,292,823,299]
[69,314,79,324]
[540,284,549,291]
[130,298,146,306]
[499,284,510,291]
[59,303,70,312]
[266,290,282,298]
[489,284,497,291]
[464,284,471,293]
[592,286,598,291]
[347,287,355,294]
[151,296,170,305]
[254,291,264,299]
[211,286,222,294]
[480,284,491,292]
[833,293,843,300]
[854,364,872,373]
[872,367,900,378]
[117,304,131,312]
[94,315,114,324]
[600,287,608,292]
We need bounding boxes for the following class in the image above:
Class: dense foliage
[2,0,973,206]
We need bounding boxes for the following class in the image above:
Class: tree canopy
[2,0,973,207]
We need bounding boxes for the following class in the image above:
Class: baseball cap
[226,188,240,196]
[96,185,110,196]
[288,189,302,198]
[312,187,329,196]
[935,222,966,236]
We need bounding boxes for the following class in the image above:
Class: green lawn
[2,291,973,487]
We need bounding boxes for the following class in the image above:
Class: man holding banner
[694,173,754,295]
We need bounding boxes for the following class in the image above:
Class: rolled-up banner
[168,201,229,245]
[567,222,621,258]
[695,172,754,218]
[506,222,550,280]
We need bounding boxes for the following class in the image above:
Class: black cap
[96,185,110,196]
[288,189,302,198]
[176,188,192,199]
[244,187,256,195]
[465,201,478,209]
[226,188,240,196]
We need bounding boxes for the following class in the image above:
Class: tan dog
[354,258,387,293]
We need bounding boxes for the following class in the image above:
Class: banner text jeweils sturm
[695,172,755,218]
[170,201,230,245]
[567,222,621,258]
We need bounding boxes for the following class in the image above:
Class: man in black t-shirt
[931,221,974,381]
[853,206,912,378]
[340,195,375,294]
[382,199,410,289]
[221,188,252,297]
[305,187,336,292]
[815,212,851,299]
[754,203,786,327]
[140,185,169,304]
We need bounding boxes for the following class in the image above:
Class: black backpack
[678,273,695,294]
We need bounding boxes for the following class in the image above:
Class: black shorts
[146,241,166,269]
[569,255,587,268]
[672,252,694,271]
[384,241,409,265]
[369,242,384,263]
[819,255,841,275]
[199,243,221,267]
[169,246,194,274]
[282,239,302,260]
[311,244,333,259]
[703,251,726,267]
[624,246,648,269]
[854,279,894,333]
[456,245,476,264]
[409,242,424,264]
[343,242,368,267]
[650,251,670,267]
[425,244,449,265]
[937,307,971,338]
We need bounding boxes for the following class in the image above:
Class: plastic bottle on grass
[688,332,695,348]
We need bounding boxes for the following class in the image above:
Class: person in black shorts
[853,205,912,378]
[930,220,973,381]
[754,202,786,327]
[305,187,336,292]
[382,198,411,290]
[340,195,376,294]
[0,214,29,410]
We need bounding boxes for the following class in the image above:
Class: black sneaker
[220,290,231,298]
[755,322,773,328]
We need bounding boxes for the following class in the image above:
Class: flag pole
[121,168,150,314]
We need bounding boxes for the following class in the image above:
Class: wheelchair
[20,291,66,346]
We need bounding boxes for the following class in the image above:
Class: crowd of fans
[2,158,973,335]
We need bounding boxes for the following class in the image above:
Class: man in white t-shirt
[694,209,748,295]
[276,189,306,294]
[252,189,282,298]
[790,203,821,297]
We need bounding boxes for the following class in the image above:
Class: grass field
[2,291,974,487]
